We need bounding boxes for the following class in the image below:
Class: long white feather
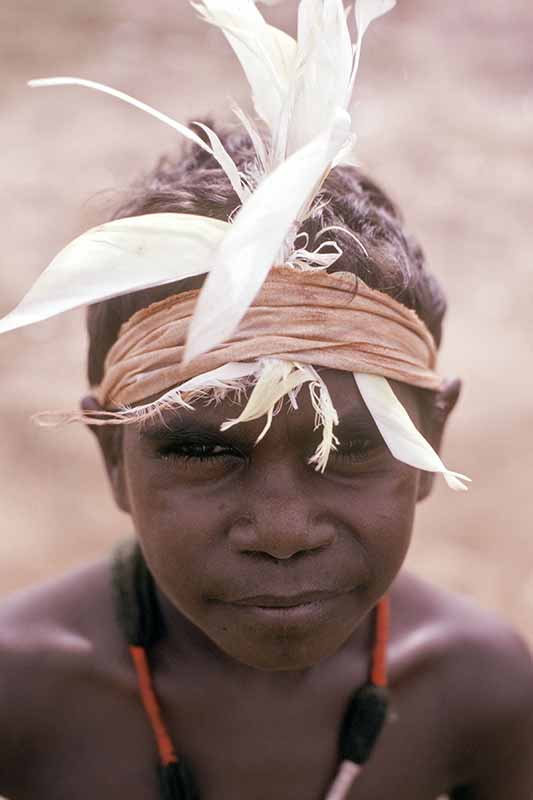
[192,122,250,202]
[183,111,351,362]
[192,1,297,135]
[0,214,228,334]
[29,79,247,199]
[287,0,353,156]
[288,0,396,158]
[29,78,212,152]
[354,373,471,491]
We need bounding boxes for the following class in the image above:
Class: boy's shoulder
[0,558,127,782]
[391,570,532,683]
[390,571,533,785]
[0,556,119,669]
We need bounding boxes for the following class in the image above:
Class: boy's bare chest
[25,676,458,800]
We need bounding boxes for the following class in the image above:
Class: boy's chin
[204,596,365,672]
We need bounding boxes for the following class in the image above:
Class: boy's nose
[228,479,336,561]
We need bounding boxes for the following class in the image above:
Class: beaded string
[324,597,390,800]
[113,541,390,800]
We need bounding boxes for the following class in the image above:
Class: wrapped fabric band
[97,266,440,408]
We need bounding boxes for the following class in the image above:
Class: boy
[1,1,532,798]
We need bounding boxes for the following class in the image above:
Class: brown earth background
[0,1,532,646]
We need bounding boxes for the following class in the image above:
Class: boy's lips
[213,587,360,627]
[220,588,353,608]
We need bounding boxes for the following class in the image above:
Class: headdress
[0,0,469,491]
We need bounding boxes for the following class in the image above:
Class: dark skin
[0,371,532,799]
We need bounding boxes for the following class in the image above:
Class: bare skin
[0,371,532,799]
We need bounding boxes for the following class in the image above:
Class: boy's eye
[155,435,246,481]
[159,441,242,461]
[326,437,384,472]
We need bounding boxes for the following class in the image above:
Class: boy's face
[99,371,442,671]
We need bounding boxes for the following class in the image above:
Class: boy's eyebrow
[335,415,380,438]
[139,415,244,442]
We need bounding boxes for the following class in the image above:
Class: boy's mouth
[229,589,349,608]
[216,587,359,627]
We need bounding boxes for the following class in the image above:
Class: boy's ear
[417,378,462,502]
[80,396,131,513]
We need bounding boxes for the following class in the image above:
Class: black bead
[339,684,390,765]
[158,759,199,800]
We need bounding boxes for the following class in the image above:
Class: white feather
[192,1,297,135]
[284,0,395,158]
[231,103,268,176]
[354,373,471,491]
[332,131,358,167]
[220,359,316,441]
[183,111,351,362]
[0,214,228,334]
[355,0,396,40]
[124,362,259,421]
[28,78,211,152]
[305,365,340,472]
[177,361,259,395]
[29,79,250,198]
[193,122,250,202]
[220,359,341,471]
[287,0,353,155]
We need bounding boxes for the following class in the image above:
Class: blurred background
[0,0,531,644]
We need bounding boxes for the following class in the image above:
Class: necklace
[112,540,390,800]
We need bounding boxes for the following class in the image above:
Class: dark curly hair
[86,122,447,387]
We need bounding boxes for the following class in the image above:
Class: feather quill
[0,214,228,334]
[354,373,471,491]
[183,110,350,362]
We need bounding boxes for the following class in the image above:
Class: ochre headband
[97,267,440,408]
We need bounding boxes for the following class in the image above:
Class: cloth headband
[98,267,440,409]
[82,265,468,490]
